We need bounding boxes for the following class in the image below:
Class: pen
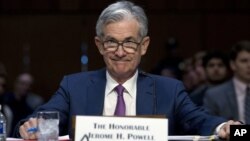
[27,127,38,133]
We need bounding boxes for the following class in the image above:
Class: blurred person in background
[193,51,207,87]
[204,41,250,124]
[180,58,199,92]
[151,61,181,79]
[180,51,207,93]
[0,74,13,136]
[151,37,182,79]
[189,51,230,106]
[5,72,44,135]
[0,74,7,100]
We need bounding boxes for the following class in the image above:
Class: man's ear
[95,36,104,55]
[140,36,150,55]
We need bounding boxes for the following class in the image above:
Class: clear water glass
[37,111,59,141]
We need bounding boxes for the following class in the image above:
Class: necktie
[114,84,126,116]
[245,86,250,124]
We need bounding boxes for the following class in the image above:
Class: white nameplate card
[74,116,168,141]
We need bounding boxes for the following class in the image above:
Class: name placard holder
[72,116,168,141]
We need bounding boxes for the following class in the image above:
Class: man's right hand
[19,117,38,140]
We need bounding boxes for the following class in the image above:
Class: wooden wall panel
[0,15,88,99]
[204,14,250,51]
[0,0,250,99]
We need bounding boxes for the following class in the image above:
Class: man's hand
[218,120,242,140]
[19,118,38,140]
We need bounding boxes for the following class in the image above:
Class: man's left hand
[218,120,242,140]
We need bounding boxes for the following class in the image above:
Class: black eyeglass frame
[101,38,144,53]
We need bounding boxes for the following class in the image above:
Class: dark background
[0,0,250,100]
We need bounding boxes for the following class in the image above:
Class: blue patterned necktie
[114,84,126,116]
[245,86,250,124]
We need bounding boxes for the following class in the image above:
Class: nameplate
[230,125,250,141]
[73,116,168,141]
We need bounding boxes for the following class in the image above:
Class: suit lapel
[226,80,239,119]
[86,69,106,115]
[136,72,155,115]
[85,70,155,115]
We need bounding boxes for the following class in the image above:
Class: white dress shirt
[233,77,249,123]
[103,70,138,116]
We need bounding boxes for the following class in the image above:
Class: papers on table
[7,135,70,141]
[168,135,219,141]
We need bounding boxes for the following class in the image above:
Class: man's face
[205,58,228,83]
[15,74,33,96]
[230,51,250,83]
[95,19,150,82]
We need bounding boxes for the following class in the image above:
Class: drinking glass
[37,111,59,141]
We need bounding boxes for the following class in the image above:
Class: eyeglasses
[102,39,142,53]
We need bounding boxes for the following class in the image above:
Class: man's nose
[115,45,126,57]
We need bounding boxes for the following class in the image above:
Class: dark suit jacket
[203,80,239,120]
[14,69,225,137]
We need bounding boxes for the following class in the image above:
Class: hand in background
[19,117,38,140]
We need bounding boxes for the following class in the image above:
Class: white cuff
[215,122,227,134]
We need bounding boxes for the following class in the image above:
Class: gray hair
[96,1,148,39]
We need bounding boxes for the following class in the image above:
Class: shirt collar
[106,70,138,98]
[233,77,249,95]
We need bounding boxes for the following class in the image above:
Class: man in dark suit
[204,41,250,124]
[16,1,240,140]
